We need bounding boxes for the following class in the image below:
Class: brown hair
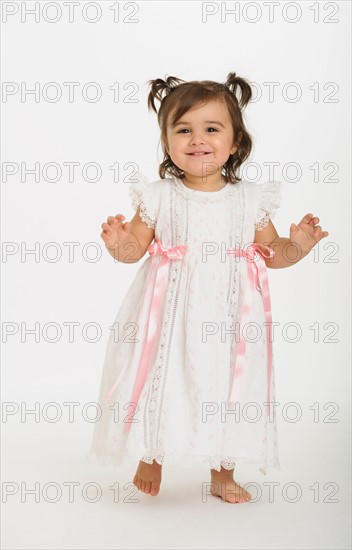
[147,72,253,184]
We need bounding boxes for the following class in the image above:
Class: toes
[212,481,252,503]
[133,475,140,490]
[132,459,163,497]
[132,477,153,494]
[150,481,160,496]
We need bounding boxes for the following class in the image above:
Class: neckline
[174,176,230,195]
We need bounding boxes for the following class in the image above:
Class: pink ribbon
[226,243,275,416]
[103,239,188,433]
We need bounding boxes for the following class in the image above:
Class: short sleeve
[129,172,157,229]
[254,180,283,231]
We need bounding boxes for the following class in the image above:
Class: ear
[231,131,242,154]
[230,142,239,155]
[163,139,170,156]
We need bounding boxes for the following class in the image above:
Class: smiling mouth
[188,152,211,156]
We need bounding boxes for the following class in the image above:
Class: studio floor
[2,407,350,550]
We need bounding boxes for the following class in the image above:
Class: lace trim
[129,188,156,229]
[173,176,233,203]
[85,449,281,475]
[141,455,235,470]
[143,182,186,453]
[141,455,164,466]
[227,181,244,360]
[254,180,282,230]
[254,212,270,231]
[212,458,236,471]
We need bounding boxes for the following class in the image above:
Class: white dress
[87,173,283,474]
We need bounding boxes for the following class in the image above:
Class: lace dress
[86,173,283,474]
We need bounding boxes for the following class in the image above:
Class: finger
[303,213,314,222]
[299,214,314,226]
[107,216,119,225]
[101,222,113,231]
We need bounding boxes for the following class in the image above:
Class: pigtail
[225,72,252,110]
[147,75,185,114]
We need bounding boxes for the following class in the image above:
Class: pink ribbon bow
[103,239,188,433]
[226,243,275,416]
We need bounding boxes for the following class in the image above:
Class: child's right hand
[100,214,132,250]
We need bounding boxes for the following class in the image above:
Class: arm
[254,213,329,269]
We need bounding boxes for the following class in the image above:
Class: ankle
[211,466,234,478]
[141,459,162,469]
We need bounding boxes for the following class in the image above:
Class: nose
[189,130,205,145]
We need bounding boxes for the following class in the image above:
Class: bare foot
[132,459,162,496]
[210,467,252,503]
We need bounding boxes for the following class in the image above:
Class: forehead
[168,99,231,127]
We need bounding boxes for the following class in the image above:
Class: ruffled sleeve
[129,172,158,229]
[254,180,283,231]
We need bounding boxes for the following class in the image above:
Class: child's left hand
[290,213,329,254]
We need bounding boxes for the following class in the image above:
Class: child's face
[165,99,238,182]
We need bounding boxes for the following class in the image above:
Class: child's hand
[290,213,329,253]
[100,214,132,250]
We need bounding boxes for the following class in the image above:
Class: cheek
[213,136,228,146]
[214,139,231,152]
[171,140,184,153]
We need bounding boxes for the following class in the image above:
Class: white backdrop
[1,1,351,549]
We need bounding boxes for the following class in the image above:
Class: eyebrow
[171,120,226,129]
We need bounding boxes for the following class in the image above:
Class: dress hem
[84,448,281,476]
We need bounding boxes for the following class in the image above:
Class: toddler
[88,72,329,503]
